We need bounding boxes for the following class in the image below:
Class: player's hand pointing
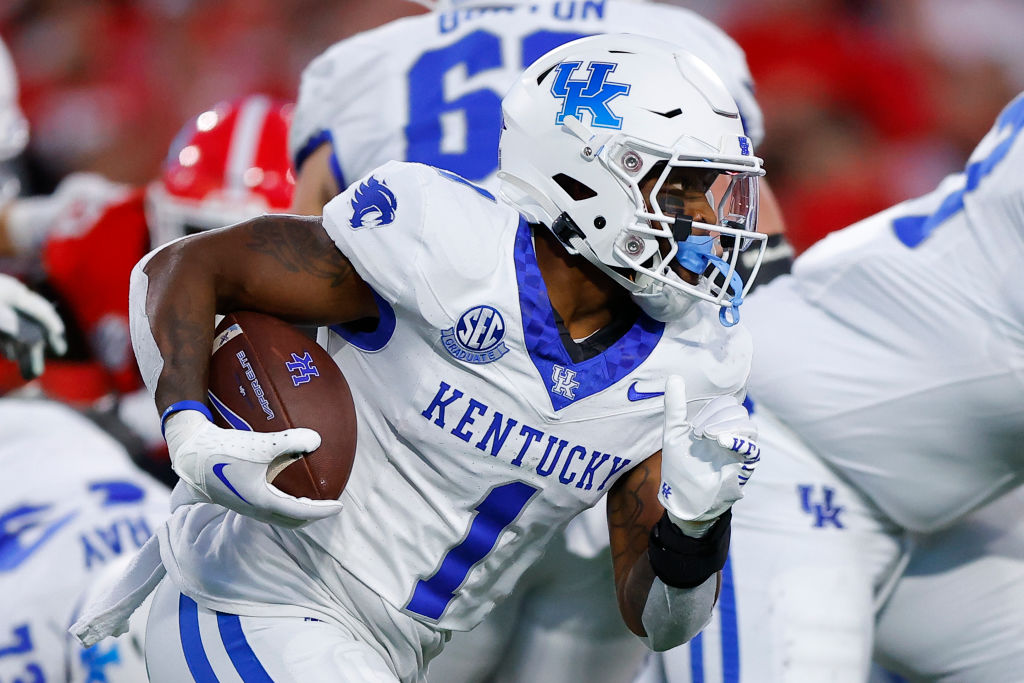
[657,376,760,537]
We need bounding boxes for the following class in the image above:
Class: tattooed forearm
[608,461,653,569]
[153,312,211,409]
[608,454,666,635]
[246,216,355,287]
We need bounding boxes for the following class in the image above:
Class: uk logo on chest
[441,305,510,364]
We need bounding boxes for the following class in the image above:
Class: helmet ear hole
[552,173,597,201]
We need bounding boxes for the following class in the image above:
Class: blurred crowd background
[2,0,1022,254]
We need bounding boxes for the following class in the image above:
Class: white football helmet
[145,94,295,247]
[499,34,766,325]
[0,38,28,201]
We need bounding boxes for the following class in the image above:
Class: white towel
[69,532,166,647]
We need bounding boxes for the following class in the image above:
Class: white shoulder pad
[322,161,519,310]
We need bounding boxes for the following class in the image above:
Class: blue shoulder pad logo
[551,61,631,130]
[350,176,398,229]
[441,305,509,364]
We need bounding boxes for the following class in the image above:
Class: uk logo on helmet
[551,61,631,130]
[441,305,509,364]
[350,176,398,229]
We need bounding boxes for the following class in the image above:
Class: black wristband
[647,509,732,589]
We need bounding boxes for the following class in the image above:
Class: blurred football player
[288,2,787,679]
[74,35,766,682]
[641,91,1024,682]
[0,273,170,683]
[0,397,172,683]
[1,94,296,458]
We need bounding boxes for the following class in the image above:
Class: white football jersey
[744,93,1024,533]
[158,162,752,631]
[289,0,763,191]
[0,399,169,683]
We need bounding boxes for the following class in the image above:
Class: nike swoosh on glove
[163,410,344,528]
[657,376,760,536]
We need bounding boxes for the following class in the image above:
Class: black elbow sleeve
[647,509,732,589]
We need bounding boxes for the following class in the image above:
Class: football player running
[73,35,766,682]
[288,2,787,679]
[641,91,1024,682]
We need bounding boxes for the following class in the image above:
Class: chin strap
[551,212,643,294]
[675,235,746,327]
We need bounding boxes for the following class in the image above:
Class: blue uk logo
[798,484,844,528]
[286,352,320,386]
[350,176,398,228]
[550,61,631,130]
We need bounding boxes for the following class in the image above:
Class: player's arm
[131,213,375,526]
[290,143,341,216]
[608,452,723,651]
[607,377,759,651]
[138,213,375,409]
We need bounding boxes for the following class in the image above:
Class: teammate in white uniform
[644,92,1024,682]
[73,35,769,682]
[0,399,171,683]
[288,4,787,679]
[0,277,168,683]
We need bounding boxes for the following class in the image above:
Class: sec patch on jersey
[208,311,356,500]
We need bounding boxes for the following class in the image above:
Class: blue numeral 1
[406,481,538,621]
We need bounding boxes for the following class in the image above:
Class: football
[207,311,356,500]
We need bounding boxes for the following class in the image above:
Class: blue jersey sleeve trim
[330,287,396,352]
[294,129,347,192]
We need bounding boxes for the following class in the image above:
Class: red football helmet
[146,94,296,246]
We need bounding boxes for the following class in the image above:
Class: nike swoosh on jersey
[212,463,251,504]
[0,506,79,572]
[627,382,665,402]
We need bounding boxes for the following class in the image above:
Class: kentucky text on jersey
[421,380,631,490]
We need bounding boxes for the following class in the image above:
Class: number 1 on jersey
[405,481,538,621]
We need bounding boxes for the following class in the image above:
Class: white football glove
[658,376,760,536]
[0,273,67,378]
[163,409,344,528]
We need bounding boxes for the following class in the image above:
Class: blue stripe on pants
[178,594,219,682]
[720,556,740,682]
[689,631,704,683]
[217,612,275,682]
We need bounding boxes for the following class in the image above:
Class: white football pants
[145,577,428,683]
